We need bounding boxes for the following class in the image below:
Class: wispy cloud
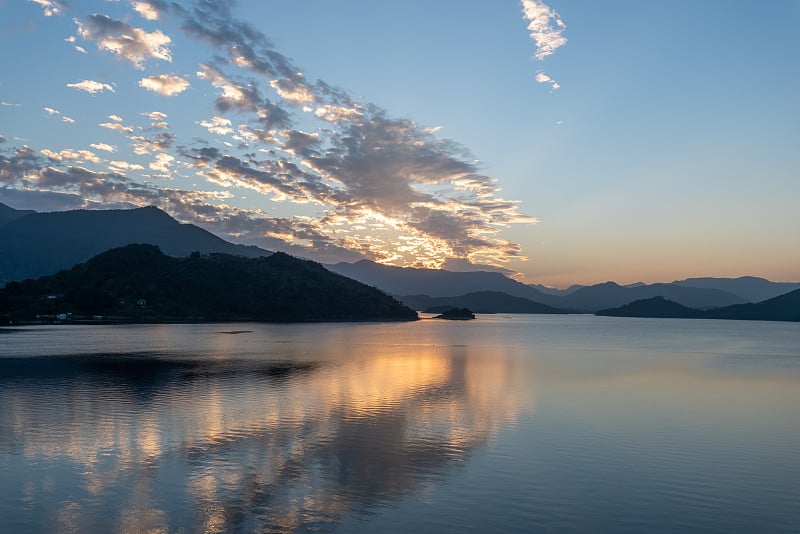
[90,143,117,153]
[76,14,172,69]
[28,0,65,17]
[98,122,133,134]
[64,35,88,54]
[67,80,115,94]
[535,72,560,91]
[520,0,567,89]
[139,73,189,96]
[43,106,76,123]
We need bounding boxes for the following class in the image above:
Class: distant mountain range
[327,260,763,312]
[0,244,417,323]
[672,277,800,303]
[597,289,800,322]
[1,202,797,322]
[0,202,270,283]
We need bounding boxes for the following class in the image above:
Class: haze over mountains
[328,260,768,312]
[1,203,797,319]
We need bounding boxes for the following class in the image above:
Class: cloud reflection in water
[0,330,534,533]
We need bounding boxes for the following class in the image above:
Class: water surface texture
[1,316,799,532]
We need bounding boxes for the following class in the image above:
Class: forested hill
[0,244,418,323]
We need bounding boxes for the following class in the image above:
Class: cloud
[270,77,315,105]
[130,132,175,154]
[90,143,117,153]
[65,35,88,54]
[2,1,536,270]
[148,152,174,175]
[99,122,134,134]
[143,111,167,121]
[43,107,76,123]
[535,71,560,90]
[199,116,233,136]
[131,1,167,21]
[108,114,124,123]
[76,14,172,69]
[196,63,265,113]
[1,102,22,107]
[67,80,115,94]
[520,0,567,60]
[139,73,190,96]
[41,148,100,164]
[28,0,66,17]
[521,0,566,89]
[108,160,144,172]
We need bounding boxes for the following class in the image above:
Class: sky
[0,0,798,286]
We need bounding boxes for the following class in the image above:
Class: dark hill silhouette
[705,288,800,322]
[596,289,800,322]
[672,276,800,303]
[0,244,417,323]
[0,204,271,283]
[596,296,703,318]
[399,291,568,314]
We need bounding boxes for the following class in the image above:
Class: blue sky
[1,0,798,286]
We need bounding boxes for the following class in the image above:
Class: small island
[434,307,476,320]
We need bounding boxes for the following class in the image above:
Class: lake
[1,315,799,533]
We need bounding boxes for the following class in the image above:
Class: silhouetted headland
[0,244,418,324]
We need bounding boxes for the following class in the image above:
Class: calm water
[1,315,799,533]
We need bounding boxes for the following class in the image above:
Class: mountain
[398,291,569,314]
[0,244,417,323]
[705,288,800,322]
[326,261,752,312]
[596,297,703,318]
[327,260,558,303]
[559,282,745,312]
[672,276,800,303]
[596,289,800,322]
[528,283,585,296]
[0,204,271,284]
[0,202,35,226]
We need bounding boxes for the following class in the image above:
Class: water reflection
[0,331,533,533]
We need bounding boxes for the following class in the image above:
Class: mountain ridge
[0,203,271,284]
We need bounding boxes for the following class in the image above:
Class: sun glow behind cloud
[1,1,536,270]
